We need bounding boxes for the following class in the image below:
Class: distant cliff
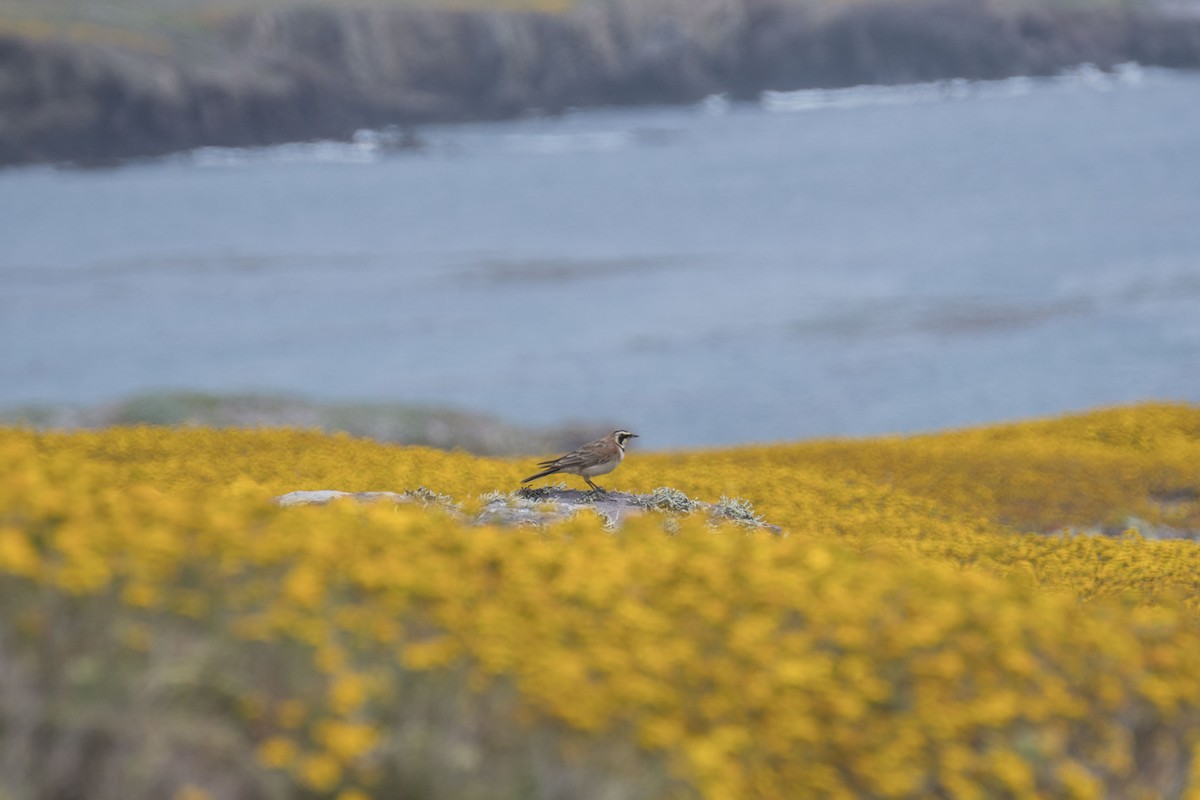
[2,0,1199,167]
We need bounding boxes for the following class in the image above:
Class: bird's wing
[537,437,602,468]
[549,441,609,470]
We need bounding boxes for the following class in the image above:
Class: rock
[275,484,784,534]
[276,490,412,507]
[479,488,653,528]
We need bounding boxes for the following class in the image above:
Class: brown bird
[521,430,639,493]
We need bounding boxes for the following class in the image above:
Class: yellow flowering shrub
[1,402,1199,799]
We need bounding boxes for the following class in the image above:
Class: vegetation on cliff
[2,403,1200,798]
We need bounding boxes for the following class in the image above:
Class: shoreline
[0,390,614,456]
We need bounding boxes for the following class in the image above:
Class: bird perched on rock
[521,430,638,493]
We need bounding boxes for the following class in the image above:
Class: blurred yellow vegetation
[2,402,1200,799]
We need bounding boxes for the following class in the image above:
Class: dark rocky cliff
[2,0,1199,167]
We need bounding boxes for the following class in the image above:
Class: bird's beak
[630,433,639,438]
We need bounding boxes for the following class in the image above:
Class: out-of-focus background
[2,0,1199,449]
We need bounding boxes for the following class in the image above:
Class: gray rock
[275,484,783,534]
[479,488,652,528]
[276,490,412,507]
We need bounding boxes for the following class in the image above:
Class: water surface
[3,65,1199,446]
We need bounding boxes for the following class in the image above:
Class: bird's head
[613,430,638,448]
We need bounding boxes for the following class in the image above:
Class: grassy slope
[0,0,574,60]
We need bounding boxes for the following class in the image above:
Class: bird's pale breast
[580,457,621,477]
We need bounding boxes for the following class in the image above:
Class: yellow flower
[0,525,39,577]
[276,699,306,729]
[299,752,342,792]
[121,581,159,608]
[174,785,213,800]
[255,736,298,769]
[315,719,381,763]
[401,636,461,670]
[329,672,369,714]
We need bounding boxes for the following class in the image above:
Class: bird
[521,430,639,493]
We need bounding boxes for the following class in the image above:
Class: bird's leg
[584,477,607,494]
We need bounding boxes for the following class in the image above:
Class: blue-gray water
[3,65,1199,447]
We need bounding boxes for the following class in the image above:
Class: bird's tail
[521,467,559,484]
